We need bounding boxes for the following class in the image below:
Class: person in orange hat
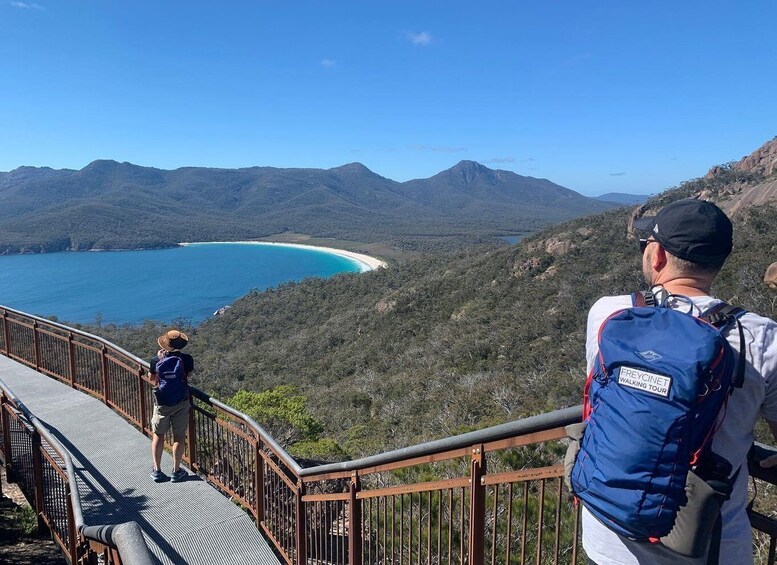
[149,329,194,482]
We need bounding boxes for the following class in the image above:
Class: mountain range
[0,160,618,255]
[89,137,777,457]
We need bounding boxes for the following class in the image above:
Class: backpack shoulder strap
[632,290,656,308]
[700,302,748,389]
[700,302,746,325]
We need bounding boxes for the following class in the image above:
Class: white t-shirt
[582,293,777,565]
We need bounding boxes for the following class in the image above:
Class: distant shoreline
[179,241,388,272]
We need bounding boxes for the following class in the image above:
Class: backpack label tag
[618,366,672,397]
[636,350,662,362]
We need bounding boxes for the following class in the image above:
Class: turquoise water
[0,243,363,324]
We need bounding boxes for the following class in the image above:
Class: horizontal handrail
[0,304,145,365]
[299,405,583,477]
[0,379,154,565]
[194,386,582,477]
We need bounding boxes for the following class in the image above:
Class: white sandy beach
[178,241,387,272]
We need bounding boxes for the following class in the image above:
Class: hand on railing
[748,443,777,484]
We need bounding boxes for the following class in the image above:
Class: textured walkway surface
[0,355,280,565]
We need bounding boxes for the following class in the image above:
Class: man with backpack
[149,329,194,483]
[576,199,777,564]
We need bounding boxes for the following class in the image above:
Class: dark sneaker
[170,469,187,483]
[150,469,169,482]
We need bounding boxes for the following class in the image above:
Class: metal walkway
[0,355,280,565]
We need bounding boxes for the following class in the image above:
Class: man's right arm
[149,356,159,386]
[757,321,777,467]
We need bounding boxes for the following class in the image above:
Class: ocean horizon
[0,243,369,325]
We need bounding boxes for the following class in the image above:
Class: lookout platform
[0,355,280,565]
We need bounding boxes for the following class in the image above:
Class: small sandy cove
[179,241,387,272]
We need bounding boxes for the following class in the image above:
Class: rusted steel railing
[2,304,777,565]
[0,380,154,565]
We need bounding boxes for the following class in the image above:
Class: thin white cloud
[407,31,433,46]
[408,144,466,153]
[321,59,336,68]
[484,157,516,164]
[11,1,44,9]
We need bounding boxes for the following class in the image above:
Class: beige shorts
[151,399,190,441]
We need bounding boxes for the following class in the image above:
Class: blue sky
[1,1,775,196]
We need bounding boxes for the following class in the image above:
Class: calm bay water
[0,243,363,324]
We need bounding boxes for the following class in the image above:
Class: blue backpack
[154,355,188,406]
[570,292,745,540]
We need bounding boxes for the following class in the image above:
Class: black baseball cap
[633,199,733,267]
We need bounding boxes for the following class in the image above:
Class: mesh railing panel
[36,328,70,383]
[72,341,103,396]
[5,316,35,365]
[39,448,73,556]
[106,357,143,426]
[7,409,36,502]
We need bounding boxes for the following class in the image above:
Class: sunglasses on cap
[639,238,658,254]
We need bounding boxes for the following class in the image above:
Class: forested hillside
[0,160,616,255]
[86,139,777,460]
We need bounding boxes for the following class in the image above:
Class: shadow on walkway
[45,423,190,565]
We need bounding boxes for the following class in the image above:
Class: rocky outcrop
[734,138,777,177]
[628,203,656,238]
[576,227,593,237]
[526,233,576,257]
[706,138,777,179]
[545,239,573,257]
[631,138,777,224]
[537,265,558,280]
[721,179,777,217]
[512,257,542,277]
[375,298,396,314]
[765,262,777,289]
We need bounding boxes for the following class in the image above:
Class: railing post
[469,444,486,565]
[33,320,41,371]
[349,472,362,565]
[187,395,196,469]
[255,440,265,525]
[66,485,80,564]
[31,430,47,533]
[295,479,307,565]
[68,332,77,389]
[138,367,147,433]
[100,344,110,405]
[1,398,11,479]
[2,309,9,355]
